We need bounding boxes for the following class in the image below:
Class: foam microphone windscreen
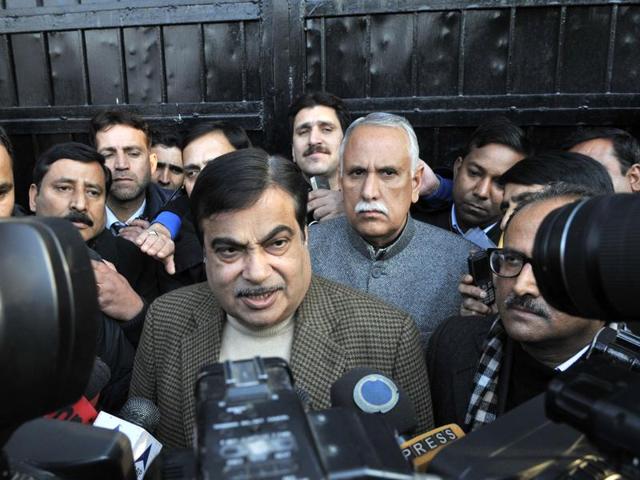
[330,367,417,436]
[85,356,111,399]
[119,397,161,434]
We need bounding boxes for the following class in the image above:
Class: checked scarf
[464,316,506,432]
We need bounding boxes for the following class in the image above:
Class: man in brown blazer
[130,148,433,448]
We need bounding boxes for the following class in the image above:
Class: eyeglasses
[488,248,534,278]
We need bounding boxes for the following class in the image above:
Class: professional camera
[533,193,640,322]
[0,217,135,480]
[155,356,414,479]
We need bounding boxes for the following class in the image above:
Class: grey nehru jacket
[308,215,472,346]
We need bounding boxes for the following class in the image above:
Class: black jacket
[426,315,496,429]
[427,314,556,431]
[96,313,135,412]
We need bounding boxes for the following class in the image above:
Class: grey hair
[339,112,420,175]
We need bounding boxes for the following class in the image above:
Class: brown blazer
[130,275,433,448]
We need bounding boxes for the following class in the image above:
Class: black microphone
[330,367,417,436]
[118,397,161,434]
[85,357,111,401]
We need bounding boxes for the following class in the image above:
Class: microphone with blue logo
[330,367,417,438]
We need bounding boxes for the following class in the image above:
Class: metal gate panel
[510,7,560,93]
[612,5,640,93]
[164,24,203,103]
[416,11,460,97]
[1,0,640,205]
[85,28,126,105]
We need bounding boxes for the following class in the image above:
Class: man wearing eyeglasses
[426,183,606,432]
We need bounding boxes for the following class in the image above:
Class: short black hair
[90,110,151,147]
[190,148,308,237]
[151,129,182,149]
[0,126,13,162]
[462,117,533,159]
[32,142,111,192]
[505,181,601,233]
[497,151,614,194]
[288,91,351,133]
[182,121,251,151]
[562,127,640,174]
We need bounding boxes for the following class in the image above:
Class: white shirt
[105,199,147,229]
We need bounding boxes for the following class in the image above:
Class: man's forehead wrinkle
[205,220,296,245]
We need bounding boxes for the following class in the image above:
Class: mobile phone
[310,175,331,190]
[467,251,495,305]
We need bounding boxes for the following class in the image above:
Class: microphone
[93,397,163,480]
[86,357,111,406]
[400,423,465,472]
[330,367,416,436]
[118,396,161,434]
[44,357,111,424]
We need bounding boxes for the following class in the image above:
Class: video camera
[0,217,136,480]
[154,356,414,479]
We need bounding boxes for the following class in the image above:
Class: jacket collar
[347,214,416,261]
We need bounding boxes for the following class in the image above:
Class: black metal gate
[1,0,639,206]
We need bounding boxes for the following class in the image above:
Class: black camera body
[194,357,325,479]
[186,357,411,480]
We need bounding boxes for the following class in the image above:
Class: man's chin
[233,310,288,330]
[77,227,97,242]
[111,186,144,202]
[354,223,398,247]
[458,209,495,229]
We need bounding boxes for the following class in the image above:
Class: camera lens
[533,194,640,322]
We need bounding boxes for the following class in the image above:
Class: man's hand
[92,259,144,321]
[134,223,176,275]
[118,218,151,243]
[418,159,440,197]
[459,274,497,316]
[308,189,345,222]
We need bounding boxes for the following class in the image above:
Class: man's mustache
[303,144,330,156]
[355,201,389,216]
[504,293,551,320]
[65,211,94,227]
[235,285,284,298]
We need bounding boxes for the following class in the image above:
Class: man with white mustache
[308,112,471,346]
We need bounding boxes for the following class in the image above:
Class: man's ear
[291,144,297,164]
[303,225,309,246]
[149,151,158,175]
[626,163,640,193]
[28,183,38,213]
[411,160,425,203]
[453,156,463,180]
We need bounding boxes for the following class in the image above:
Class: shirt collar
[451,205,497,235]
[105,199,146,228]
[347,214,416,261]
[555,345,589,372]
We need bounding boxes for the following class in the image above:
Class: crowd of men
[0,91,637,449]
